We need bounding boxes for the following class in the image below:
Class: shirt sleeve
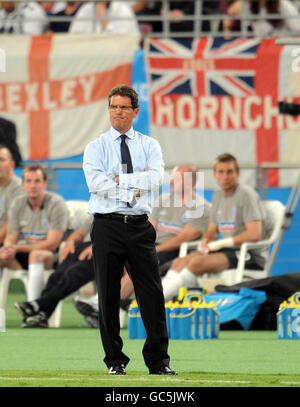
[241,189,263,224]
[83,139,134,204]
[185,203,211,233]
[0,184,23,227]
[209,192,220,225]
[119,138,164,193]
[7,199,21,234]
[48,199,70,231]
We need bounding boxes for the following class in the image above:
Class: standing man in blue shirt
[83,84,177,376]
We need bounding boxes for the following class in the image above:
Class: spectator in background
[132,1,220,34]
[133,1,194,33]
[0,117,23,168]
[39,2,66,14]
[0,145,24,244]
[223,0,300,37]
[69,1,139,34]
[47,1,82,33]
[0,2,47,34]
[0,164,69,326]
[14,214,94,328]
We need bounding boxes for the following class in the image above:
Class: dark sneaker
[73,297,98,318]
[108,364,126,375]
[84,315,99,329]
[21,318,31,328]
[149,366,178,375]
[14,301,39,318]
[26,312,49,328]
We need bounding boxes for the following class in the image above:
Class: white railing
[1,0,300,38]
[25,161,300,199]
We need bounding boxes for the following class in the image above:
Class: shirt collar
[110,127,135,141]
[27,197,45,210]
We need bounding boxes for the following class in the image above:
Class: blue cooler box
[128,292,220,340]
[128,301,146,339]
[277,292,300,340]
[168,299,219,340]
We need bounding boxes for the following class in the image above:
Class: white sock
[162,268,198,302]
[180,267,198,287]
[162,269,184,302]
[163,269,178,281]
[88,294,98,306]
[27,263,45,301]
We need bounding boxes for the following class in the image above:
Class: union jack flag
[145,36,284,187]
[147,37,262,97]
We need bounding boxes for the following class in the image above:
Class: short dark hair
[22,164,48,182]
[213,153,240,172]
[108,85,139,109]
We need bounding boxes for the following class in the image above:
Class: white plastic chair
[179,200,286,287]
[65,200,89,232]
[0,200,89,328]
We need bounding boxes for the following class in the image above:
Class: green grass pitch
[1,293,300,388]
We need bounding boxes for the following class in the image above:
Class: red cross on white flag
[0,33,140,160]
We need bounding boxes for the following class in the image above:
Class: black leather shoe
[149,366,178,375]
[108,364,126,375]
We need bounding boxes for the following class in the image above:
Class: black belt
[94,213,148,224]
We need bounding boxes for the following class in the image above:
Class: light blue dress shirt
[83,127,164,215]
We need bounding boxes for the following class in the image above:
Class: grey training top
[151,193,211,244]
[210,184,273,268]
[8,190,70,245]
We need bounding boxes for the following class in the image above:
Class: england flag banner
[145,37,300,187]
[0,33,140,160]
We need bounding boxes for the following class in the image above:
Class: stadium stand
[1,0,300,279]
[0,0,299,37]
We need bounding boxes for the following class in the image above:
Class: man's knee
[29,249,52,265]
[188,255,206,275]
[171,257,181,268]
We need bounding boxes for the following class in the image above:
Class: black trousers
[37,242,95,317]
[91,217,170,370]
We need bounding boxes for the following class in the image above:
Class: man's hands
[114,167,150,197]
[59,241,93,263]
[78,245,92,261]
[59,240,75,262]
[199,238,210,254]
[0,244,17,260]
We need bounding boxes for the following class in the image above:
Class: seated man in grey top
[15,213,94,328]
[0,164,69,317]
[162,153,272,302]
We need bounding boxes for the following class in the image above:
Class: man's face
[109,95,139,134]
[0,148,14,180]
[22,169,47,200]
[214,161,239,192]
[170,166,195,201]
